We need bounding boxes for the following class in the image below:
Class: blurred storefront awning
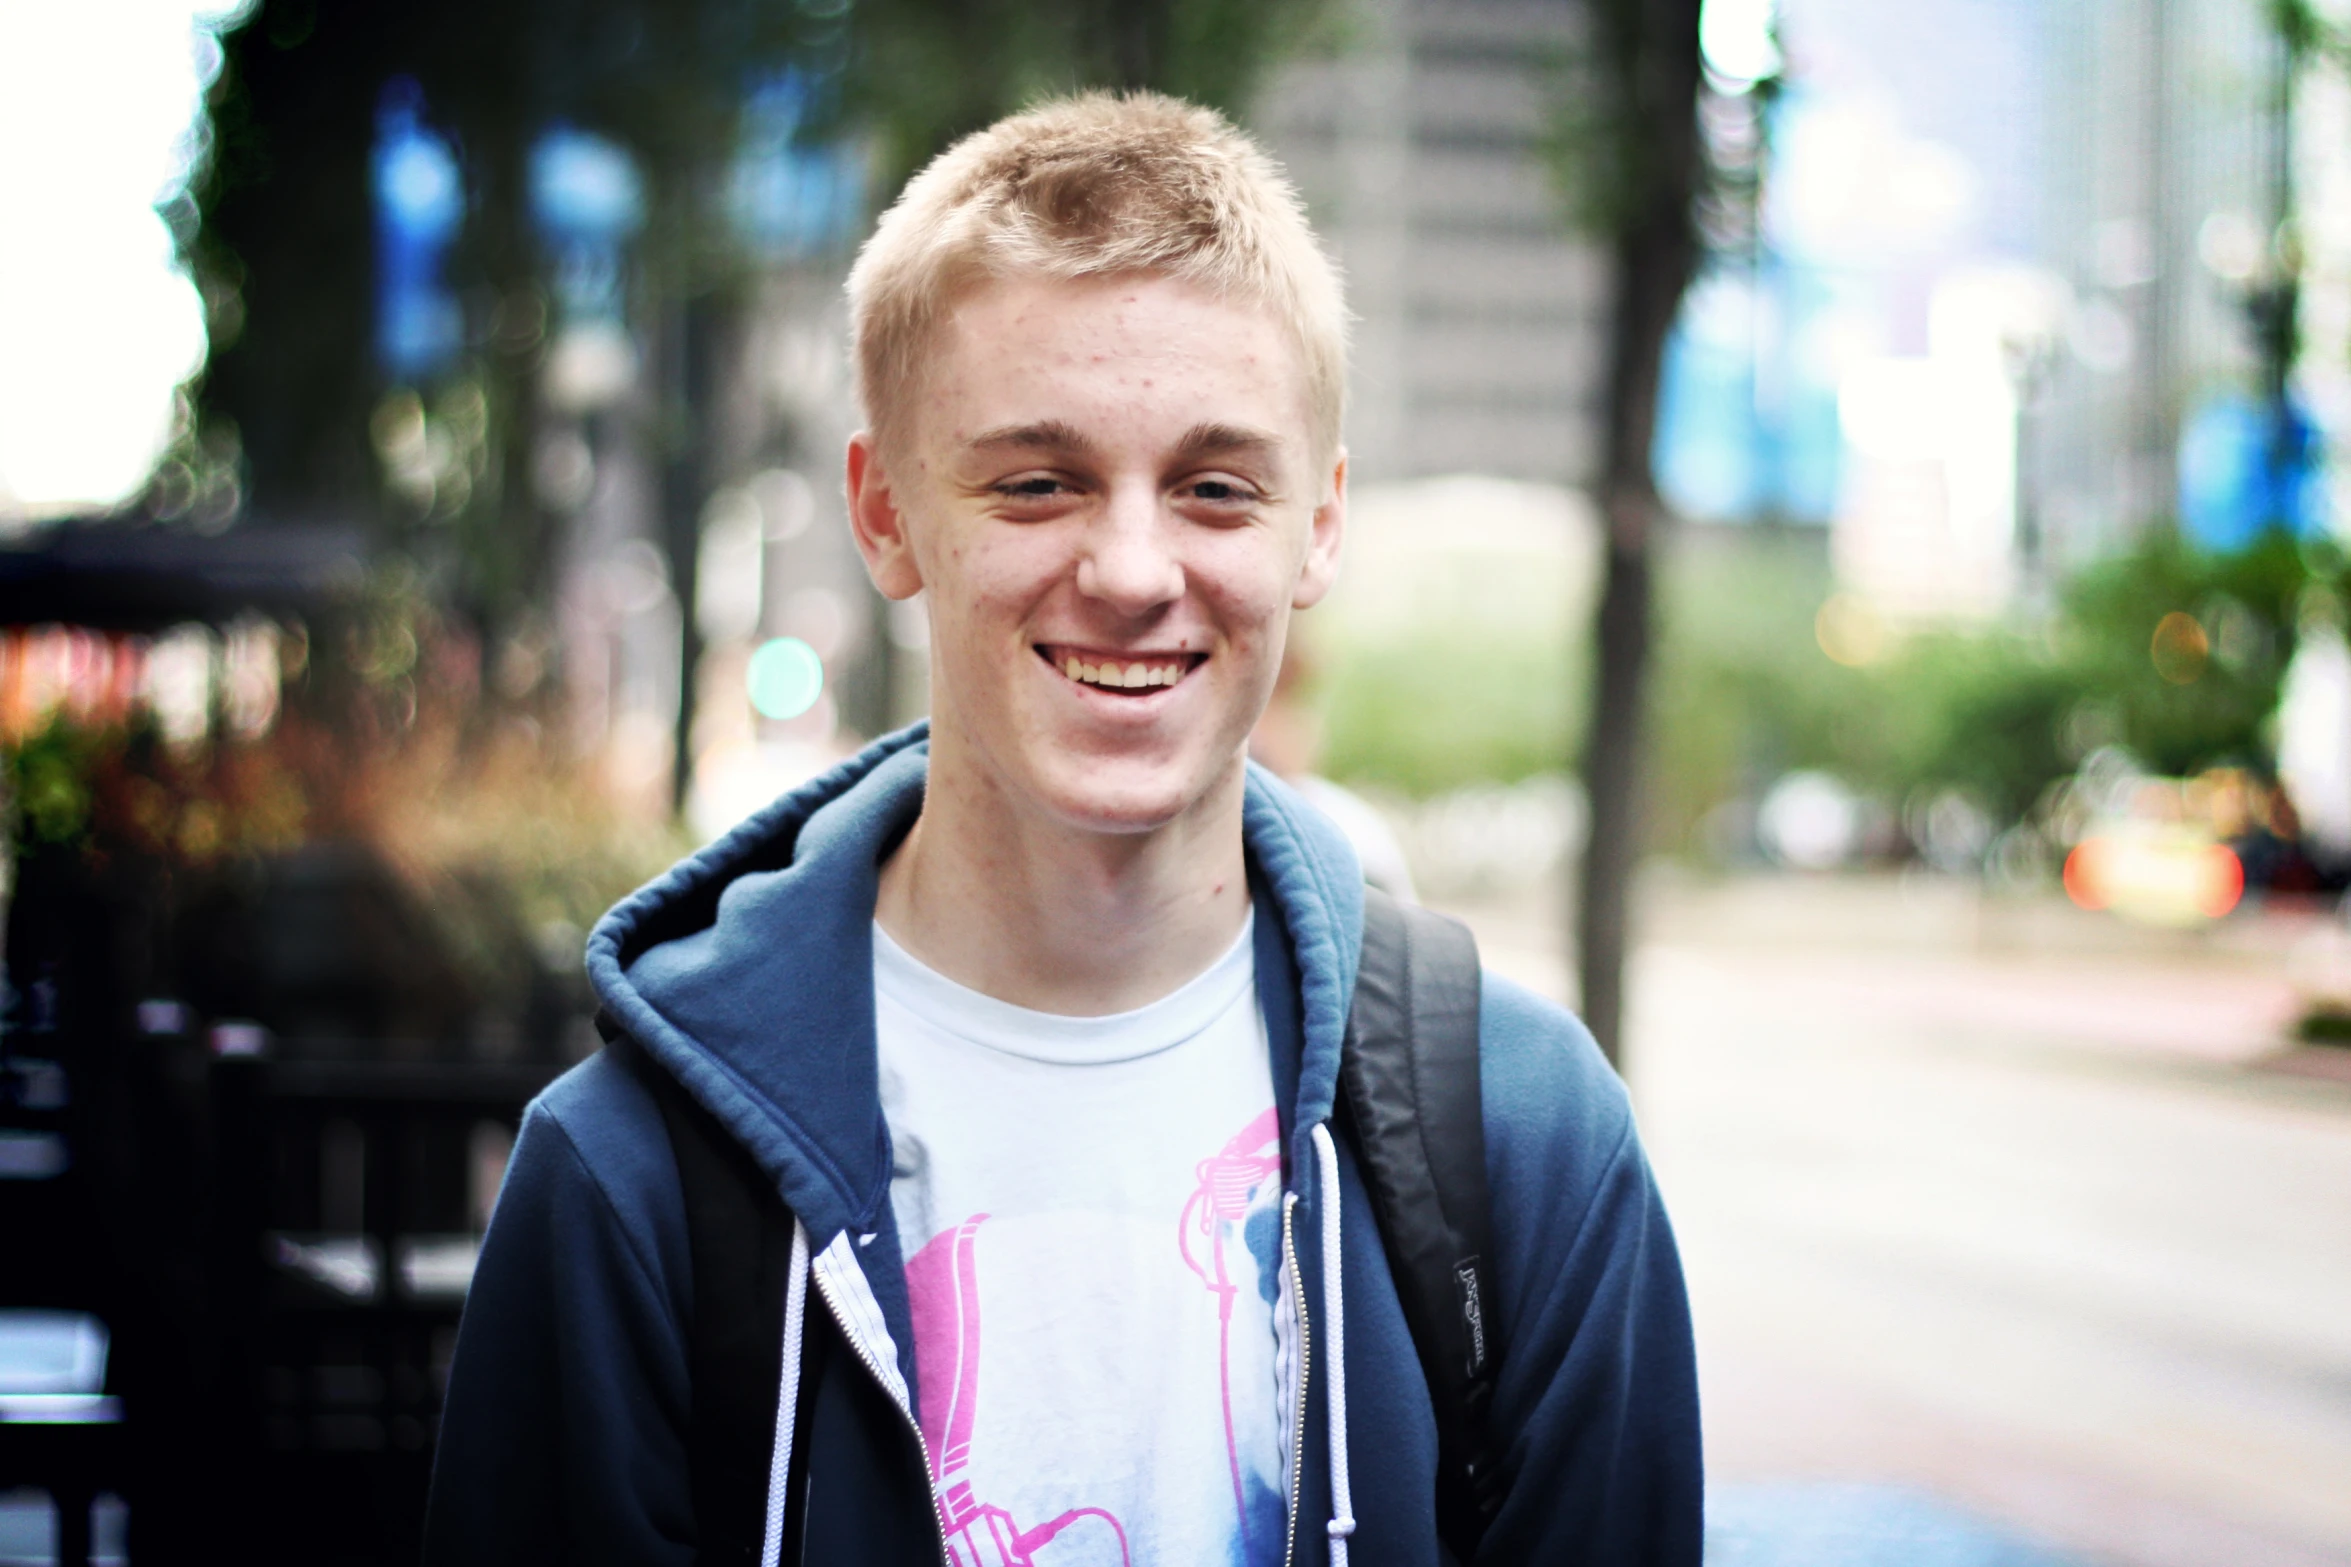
[0,518,369,631]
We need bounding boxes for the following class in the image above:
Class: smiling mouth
[1037,644,1204,694]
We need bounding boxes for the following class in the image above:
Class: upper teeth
[1062,655,1184,689]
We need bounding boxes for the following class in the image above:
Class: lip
[1034,642,1206,702]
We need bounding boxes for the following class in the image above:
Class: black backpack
[613,886,1503,1563]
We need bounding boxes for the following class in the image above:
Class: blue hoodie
[423,728,1702,1565]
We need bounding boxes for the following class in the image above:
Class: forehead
[910,272,1313,455]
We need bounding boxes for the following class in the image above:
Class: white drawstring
[1311,1124,1356,1565]
[766,1169,1349,1562]
[760,1220,812,1567]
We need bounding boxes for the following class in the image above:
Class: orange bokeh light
[2196,843,2244,919]
[2064,833,2242,924]
[2062,839,2108,910]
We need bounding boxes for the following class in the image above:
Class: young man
[424,93,1700,1565]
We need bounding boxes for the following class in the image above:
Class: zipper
[1281,1189,1311,1567]
[808,1258,957,1566]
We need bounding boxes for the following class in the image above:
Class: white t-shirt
[874,912,1288,1567]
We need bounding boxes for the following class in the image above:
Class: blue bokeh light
[747,637,825,721]
[2178,391,2325,553]
[729,71,865,261]
[372,78,464,380]
[531,128,643,248]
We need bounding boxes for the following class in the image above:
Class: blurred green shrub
[2056,533,2308,777]
[0,587,684,979]
[1646,529,1853,851]
[1319,520,2325,857]
[1306,476,1594,796]
[5,723,101,847]
[1319,626,1584,796]
[1847,628,2083,825]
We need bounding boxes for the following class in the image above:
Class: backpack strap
[600,1013,800,1566]
[1340,887,1504,1561]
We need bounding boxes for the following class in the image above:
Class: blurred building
[1253,0,1609,486]
[1793,0,2295,619]
[1639,0,2306,622]
[2033,0,2293,566]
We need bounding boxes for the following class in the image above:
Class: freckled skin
[844,271,1347,1013]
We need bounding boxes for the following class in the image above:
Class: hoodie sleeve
[423,1054,698,1566]
[1474,974,1703,1567]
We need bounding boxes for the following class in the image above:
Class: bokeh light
[2150,610,2211,685]
[2064,832,2245,925]
[1699,0,1781,91]
[746,636,825,721]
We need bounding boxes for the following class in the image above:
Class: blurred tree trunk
[1572,0,1708,1066]
[468,112,551,649]
[656,286,728,819]
[194,3,389,523]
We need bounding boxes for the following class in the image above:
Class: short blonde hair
[847,91,1348,459]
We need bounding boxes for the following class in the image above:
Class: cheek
[937,526,1081,632]
[1192,533,1307,638]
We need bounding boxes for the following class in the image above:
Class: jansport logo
[1456,1259,1487,1377]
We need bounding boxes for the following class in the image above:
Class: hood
[584,721,1368,1248]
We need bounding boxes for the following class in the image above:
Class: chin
[1029,748,1238,836]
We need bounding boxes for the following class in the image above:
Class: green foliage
[1320,626,1583,797]
[5,725,100,847]
[843,0,1339,190]
[2271,0,2341,68]
[1645,527,2324,853]
[1,716,314,869]
[1645,530,1850,845]
[1320,523,2331,847]
[2056,533,2307,776]
[1853,632,2081,823]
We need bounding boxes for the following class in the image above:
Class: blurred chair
[0,1312,125,1567]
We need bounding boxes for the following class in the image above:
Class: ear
[1291,448,1346,610]
[846,431,926,601]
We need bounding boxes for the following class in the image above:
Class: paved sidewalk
[1709,1482,2086,1566]
[1440,874,2351,1567]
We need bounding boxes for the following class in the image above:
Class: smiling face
[847,270,1344,838]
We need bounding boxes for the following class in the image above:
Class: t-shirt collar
[871,906,1257,1066]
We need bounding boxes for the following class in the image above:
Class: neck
[874,742,1252,1017]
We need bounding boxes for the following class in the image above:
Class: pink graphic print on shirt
[906,1215,1132,1567]
[1177,1108,1284,1558]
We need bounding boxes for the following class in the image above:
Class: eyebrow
[1171,422,1283,462]
[958,419,1285,463]
[964,420,1095,455]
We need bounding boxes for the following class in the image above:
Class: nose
[1074,484,1185,616]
